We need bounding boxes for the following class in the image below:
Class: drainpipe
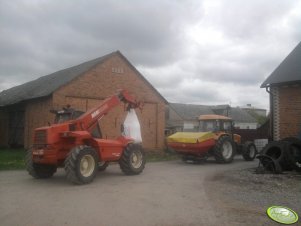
[265,86,273,141]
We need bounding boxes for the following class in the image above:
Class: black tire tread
[65,146,82,184]
[242,141,257,161]
[64,145,98,185]
[213,136,235,163]
[282,138,301,172]
[119,143,145,175]
[25,149,56,179]
[261,141,292,171]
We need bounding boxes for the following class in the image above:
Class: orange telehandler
[25,90,145,184]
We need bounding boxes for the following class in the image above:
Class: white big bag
[123,109,142,143]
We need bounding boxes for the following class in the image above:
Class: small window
[112,67,124,74]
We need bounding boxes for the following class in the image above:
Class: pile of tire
[257,137,301,174]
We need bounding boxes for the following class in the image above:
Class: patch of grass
[0,149,26,170]
[0,148,180,170]
[145,151,180,162]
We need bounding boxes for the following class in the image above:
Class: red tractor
[25,90,145,184]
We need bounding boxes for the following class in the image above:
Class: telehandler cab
[25,90,145,184]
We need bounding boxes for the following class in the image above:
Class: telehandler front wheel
[119,143,145,175]
[25,149,57,179]
[65,146,98,185]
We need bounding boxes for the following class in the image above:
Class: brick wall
[24,97,53,148]
[277,84,301,139]
[52,54,166,151]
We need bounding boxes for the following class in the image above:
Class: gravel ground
[205,166,301,226]
[1,158,300,226]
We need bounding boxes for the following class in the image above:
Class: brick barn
[261,42,301,140]
[0,51,167,150]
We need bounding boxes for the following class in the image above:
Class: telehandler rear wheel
[214,136,235,163]
[119,143,145,175]
[25,149,57,179]
[65,146,98,185]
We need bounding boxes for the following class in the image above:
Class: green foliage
[246,109,268,126]
[0,149,25,170]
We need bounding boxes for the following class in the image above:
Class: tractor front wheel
[242,141,257,161]
[119,143,145,175]
[214,136,236,163]
[25,149,57,179]
[65,146,98,185]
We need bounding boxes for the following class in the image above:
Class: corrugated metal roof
[227,107,257,123]
[261,41,301,87]
[0,52,114,106]
[169,103,215,120]
[169,103,257,123]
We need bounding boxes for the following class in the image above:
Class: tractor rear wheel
[65,146,98,185]
[119,143,145,175]
[25,149,57,179]
[213,136,236,163]
[242,141,257,161]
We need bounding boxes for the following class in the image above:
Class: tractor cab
[198,115,233,134]
[50,105,84,124]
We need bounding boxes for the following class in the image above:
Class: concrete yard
[0,157,300,226]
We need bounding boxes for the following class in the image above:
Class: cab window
[199,120,218,132]
[223,121,232,131]
[55,114,72,123]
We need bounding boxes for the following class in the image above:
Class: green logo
[267,206,299,224]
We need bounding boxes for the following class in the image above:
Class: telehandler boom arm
[70,90,141,132]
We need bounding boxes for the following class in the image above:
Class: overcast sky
[1,0,300,110]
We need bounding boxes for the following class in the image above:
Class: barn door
[137,103,157,150]
[8,109,25,148]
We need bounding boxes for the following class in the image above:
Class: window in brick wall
[112,67,124,74]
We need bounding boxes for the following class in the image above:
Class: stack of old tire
[257,137,301,174]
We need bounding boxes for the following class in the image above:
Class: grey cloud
[159,86,224,105]
[0,0,203,89]
[215,0,298,40]
[0,0,300,110]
